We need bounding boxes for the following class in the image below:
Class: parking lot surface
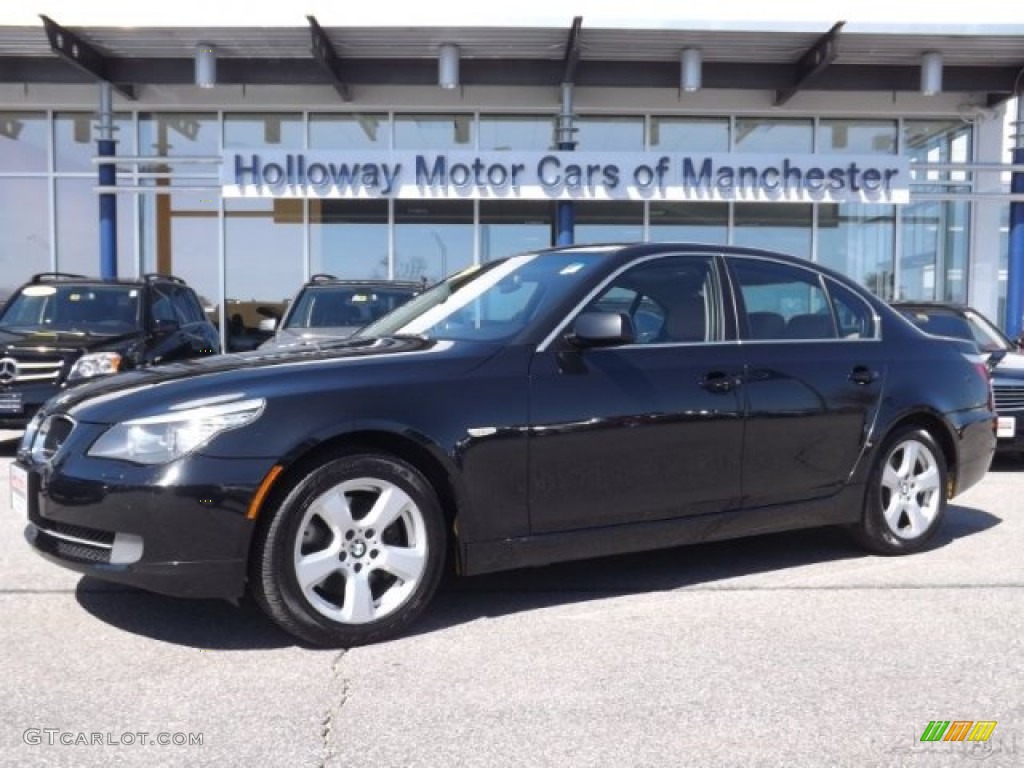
[1,428,1021,767]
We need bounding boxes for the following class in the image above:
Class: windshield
[898,306,1013,354]
[963,309,1015,353]
[355,252,605,342]
[0,284,141,334]
[285,285,419,330]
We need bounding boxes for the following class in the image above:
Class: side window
[729,258,836,340]
[181,289,207,324]
[582,255,720,344]
[169,286,203,324]
[150,286,176,324]
[826,278,877,339]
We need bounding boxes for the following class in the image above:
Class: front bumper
[17,430,277,600]
[0,380,60,428]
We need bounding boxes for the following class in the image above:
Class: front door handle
[701,371,741,393]
[849,365,878,385]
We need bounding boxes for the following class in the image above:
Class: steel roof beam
[307,15,351,102]
[775,21,845,107]
[38,15,135,100]
[561,16,583,85]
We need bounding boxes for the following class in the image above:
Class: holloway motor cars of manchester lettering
[222,150,909,203]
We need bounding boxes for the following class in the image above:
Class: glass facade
[0,110,992,336]
[394,199,474,282]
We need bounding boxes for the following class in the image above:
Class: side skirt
[461,484,865,576]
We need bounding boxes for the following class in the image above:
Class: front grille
[31,415,76,462]
[37,519,115,547]
[1,356,64,383]
[994,385,1024,412]
[34,527,112,565]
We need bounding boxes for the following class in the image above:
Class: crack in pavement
[319,649,349,768]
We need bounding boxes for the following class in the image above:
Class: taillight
[973,362,997,430]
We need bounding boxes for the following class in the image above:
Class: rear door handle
[849,365,878,385]
[701,371,742,393]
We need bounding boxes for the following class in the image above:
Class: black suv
[0,272,220,428]
[258,275,423,350]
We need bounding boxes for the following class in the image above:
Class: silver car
[259,276,423,351]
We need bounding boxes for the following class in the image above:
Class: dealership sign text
[222,151,909,204]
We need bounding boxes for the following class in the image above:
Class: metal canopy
[775,21,845,107]
[307,15,351,102]
[37,15,134,99]
[2,20,1021,102]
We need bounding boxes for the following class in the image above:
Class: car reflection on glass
[15,244,996,647]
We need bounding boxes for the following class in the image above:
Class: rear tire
[251,453,447,647]
[854,426,948,555]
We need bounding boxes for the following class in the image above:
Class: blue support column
[554,83,576,247]
[98,137,117,279]
[555,199,575,246]
[97,82,117,279]
[1008,145,1024,339]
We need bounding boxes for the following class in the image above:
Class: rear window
[898,309,972,341]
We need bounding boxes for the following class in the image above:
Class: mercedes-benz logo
[0,357,18,384]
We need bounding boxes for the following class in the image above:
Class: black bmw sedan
[12,244,996,647]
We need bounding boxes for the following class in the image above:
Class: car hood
[0,327,137,355]
[259,326,358,350]
[47,335,494,424]
[991,349,1024,384]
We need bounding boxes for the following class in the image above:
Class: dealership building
[1,3,1022,339]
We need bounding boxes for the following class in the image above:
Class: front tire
[251,453,447,647]
[854,426,948,555]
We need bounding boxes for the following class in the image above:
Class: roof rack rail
[141,273,186,285]
[309,273,338,283]
[31,272,88,283]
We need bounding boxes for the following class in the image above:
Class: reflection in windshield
[0,285,141,335]
[355,252,604,343]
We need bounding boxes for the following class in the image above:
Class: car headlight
[87,398,265,464]
[68,352,122,382]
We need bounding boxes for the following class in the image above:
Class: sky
[2,1,1023,31]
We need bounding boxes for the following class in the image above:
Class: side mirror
[987,349,1008,372]
[568,311,635,348]
[258,317,278,333]
[153,318,180,334]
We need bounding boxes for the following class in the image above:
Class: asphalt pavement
[0,428,1021,767]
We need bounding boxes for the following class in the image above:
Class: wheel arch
[249,427,466,563]
[876,411,957,495]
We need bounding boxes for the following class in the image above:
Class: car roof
[890,301,976,315]
[538,241,880,292]
[19,272,188,288]
[540,241,833,266]
[891,300,969,308]
[304,275,423,290]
